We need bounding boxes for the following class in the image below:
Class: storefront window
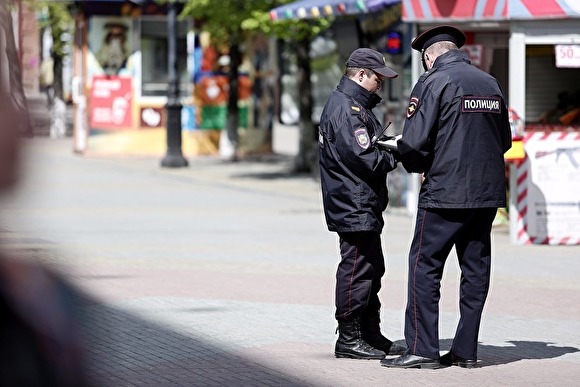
[140,18,189,97]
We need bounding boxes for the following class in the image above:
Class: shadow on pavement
[440,339,579,368]
[232,170,313,181]
[222,154,317,181]
[78,294,311,386]
[0,239,313,386]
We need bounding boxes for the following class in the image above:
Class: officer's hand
[389,149,401,163]
[376,144,400,163]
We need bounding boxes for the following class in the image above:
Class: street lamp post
[161,1,188,168]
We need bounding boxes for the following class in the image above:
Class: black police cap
[346,48,398,78]
[411,25,466,52]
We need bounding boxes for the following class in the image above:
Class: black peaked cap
[411,25,466,52]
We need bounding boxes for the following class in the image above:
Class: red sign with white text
[90,76,133,130]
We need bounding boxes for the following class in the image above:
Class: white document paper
[377,134,402,150]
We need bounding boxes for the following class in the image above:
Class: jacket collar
[337,75,382,110]
[432,49,471,69]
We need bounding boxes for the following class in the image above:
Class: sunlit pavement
[1,137,579,386]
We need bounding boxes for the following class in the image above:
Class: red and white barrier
[511,131,580,245]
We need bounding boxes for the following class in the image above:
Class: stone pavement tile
[80,298,314,386]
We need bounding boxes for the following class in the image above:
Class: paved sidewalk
[1,138,579,386]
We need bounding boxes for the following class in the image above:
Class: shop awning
[402,0,580,22]
[402,0,507,22]
[269,0,401,20]
[509,0,580,19]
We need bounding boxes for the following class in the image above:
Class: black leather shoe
[439,352,477,368]
[335,340,386,360]
[384,342,407,356]
[335,318,386,359]
[362,333,407,356]
[359,312,407,356]
[380,354,440,369]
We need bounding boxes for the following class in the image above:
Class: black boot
[361,312,407,356]
[335,317,386,359]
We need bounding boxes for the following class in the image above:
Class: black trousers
[336,231,385,321]
[404,207,496,360]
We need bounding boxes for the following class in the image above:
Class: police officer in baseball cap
[318,47,406,360]
[345,48,399,79]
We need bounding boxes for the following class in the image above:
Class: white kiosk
[403,0,580,245]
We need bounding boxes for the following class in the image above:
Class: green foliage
[38,1,73,61]
[179,0,331,44]
[180,0,277,46]
[242,9,332,42]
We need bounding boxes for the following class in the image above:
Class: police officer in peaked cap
[380,25,512,369]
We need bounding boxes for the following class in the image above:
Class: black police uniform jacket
[398,50,512,209]
[319,76,398,233]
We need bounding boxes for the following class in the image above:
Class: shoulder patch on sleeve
[354,127,370,150]
[351,106,360,112]
[406,96,419,118]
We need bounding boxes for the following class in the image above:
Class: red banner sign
[90,76,133,130]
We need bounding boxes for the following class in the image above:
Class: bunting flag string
[269,0,400,20]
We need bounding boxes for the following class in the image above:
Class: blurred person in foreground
[318,48,406,360]
[380,25,512,369]
[0,51,91,387]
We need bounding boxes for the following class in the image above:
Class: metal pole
[161,1,188,168]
